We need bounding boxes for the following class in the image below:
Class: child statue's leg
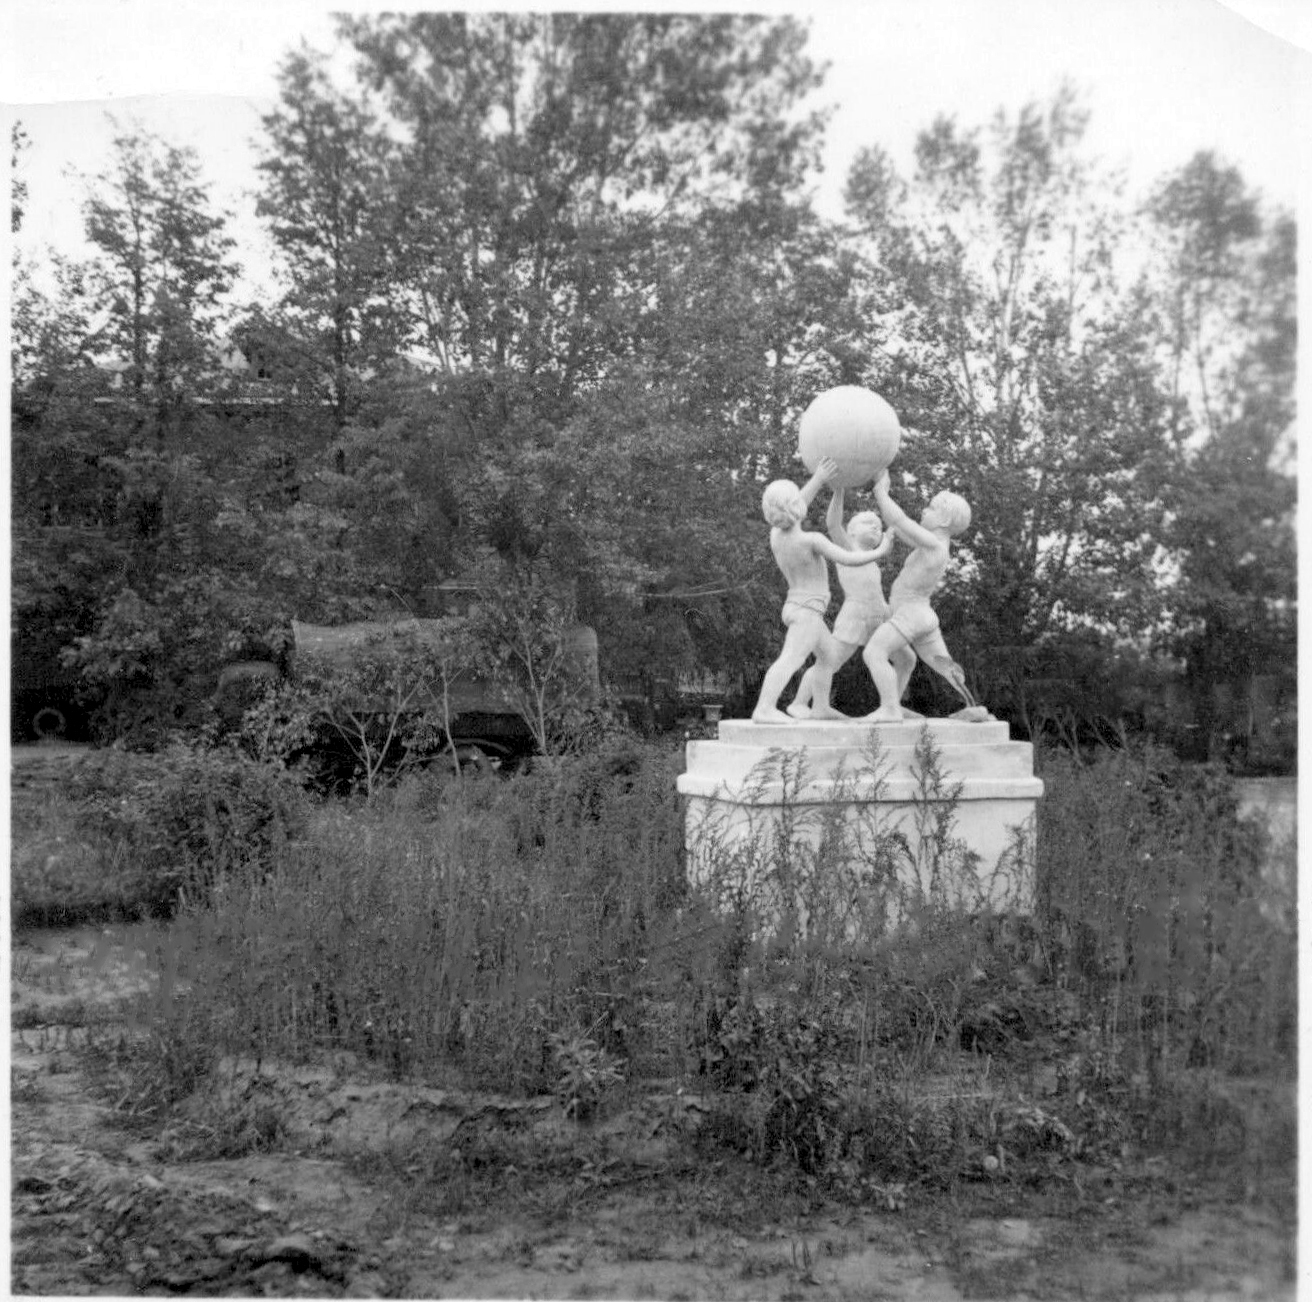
[753,618,822,723]
[892,644,917,704]
[800,641,857,719]
[924,651,977,710]
[787,640,856,719]
[861,624,907,722]
[786,664,819,718]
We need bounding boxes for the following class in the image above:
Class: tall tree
[844,88,1180,693]
[549,198,876,686]
[340,13,826,408]
[255,48,400,427]
[79,123,238,440]
[12,124,256,742]
[245,12,846,693]
[1146,154,1297,758]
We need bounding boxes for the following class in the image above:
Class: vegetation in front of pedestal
[688,732,1028,940]
[682,737,1292,1189]
[25,736,1292,1205]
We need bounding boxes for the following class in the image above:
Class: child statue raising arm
[787,481,897,720]
[862,469,980,722]
[752,458,887,724]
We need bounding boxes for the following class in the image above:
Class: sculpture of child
[752,458,887,724]
[862,470,981,722]
[786,482,900,720]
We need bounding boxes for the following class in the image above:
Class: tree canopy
[9,20,1296,761]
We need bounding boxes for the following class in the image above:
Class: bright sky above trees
[5,0,1307,304]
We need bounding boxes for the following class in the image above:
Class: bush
[11,786,140,928]
[64,742,308,917]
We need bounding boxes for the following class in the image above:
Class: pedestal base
[677,718,1042,930]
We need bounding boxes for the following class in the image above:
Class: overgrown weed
[33,733,1296,1208]
[11,788,142,928]
[12,743,308,926]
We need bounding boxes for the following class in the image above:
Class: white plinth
[677,717,1042,930]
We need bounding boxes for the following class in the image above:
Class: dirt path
[10,924,1296,1299]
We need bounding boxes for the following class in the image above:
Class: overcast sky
[4,0,1309,303]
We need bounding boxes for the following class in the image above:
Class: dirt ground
[9,923,1296,1300]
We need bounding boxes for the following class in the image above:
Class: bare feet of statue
[785,701,812,719]
[864,705,904,723]
[752,707,797,724]
[806,704,849,720]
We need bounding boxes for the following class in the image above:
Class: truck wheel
[32,706,68,740]
[451,745,502,775]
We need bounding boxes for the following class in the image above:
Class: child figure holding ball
[862,469,978,722]
[752,458,887,724]
[786,483,899,720]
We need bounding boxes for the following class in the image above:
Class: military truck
[216,612,601,779]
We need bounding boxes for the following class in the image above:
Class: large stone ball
[798,387,902,488]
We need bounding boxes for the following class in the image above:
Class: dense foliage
[10,17,1295,761]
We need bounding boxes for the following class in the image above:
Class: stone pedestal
[677,718,1042,929]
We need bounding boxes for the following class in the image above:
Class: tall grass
[687,731,1033,944]
[1037,745,1295,1081]
[130,745,693,1092]
[19,734,1295,1197]
[11,744,305,925]
[11,786,141,928]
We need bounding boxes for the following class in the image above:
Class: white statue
[786,482,896,720]
[862,470,985,722]
[751,458,886,724]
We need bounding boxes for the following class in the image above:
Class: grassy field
[10,736,1297,1296]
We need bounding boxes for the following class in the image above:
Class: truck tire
[32,706,68,740]
[452,744,500,774]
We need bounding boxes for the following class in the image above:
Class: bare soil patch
[10,923,1295,1299]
